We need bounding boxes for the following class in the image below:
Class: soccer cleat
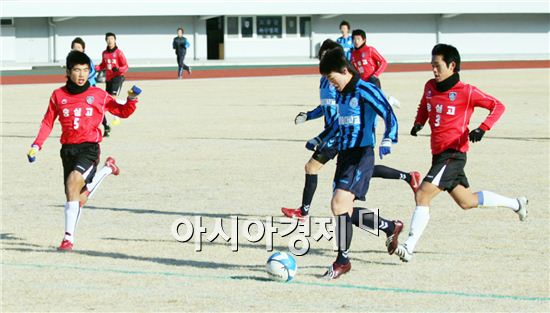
[409,171,421,193]
[515,197,528,221]
[385,220,404,255]
[105,157,120,176]
[58,239,73,251]
[103,125,111,137]
[395,244,413,262]
[281,207,308,221]
[323,261,352,280]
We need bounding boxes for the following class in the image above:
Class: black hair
[66,50,91,70]
[318,39,343,59]
[351,29,366,40]
[177,27,184,33]
[319,47,353,75]
[339,20,350,30]
[71,37,85,50]
[105,32,117,40]
[432,43,461,72]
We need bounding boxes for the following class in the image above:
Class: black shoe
[103,125,111,137]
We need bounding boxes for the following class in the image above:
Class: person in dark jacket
[173,28,191,79]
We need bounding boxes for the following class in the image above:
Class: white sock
[477,191,519,211]
[404,206,430,253]
[86,166,113,199]
[64,201,81,243]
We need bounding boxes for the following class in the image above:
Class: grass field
[2,69,549,312]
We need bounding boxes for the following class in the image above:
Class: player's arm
[306,117,339,151]
[115,50,129,74]
[411,88,429,136]
[184,38,190,49]
[172,38,177,50]
[28,96,58,162]
[371,47,388,78]
[359,84,398,158]
[89,59,97,80]
[105,86,141,118]
[95,53,105,72]
[295,105,323,124]
[468,86,506,142]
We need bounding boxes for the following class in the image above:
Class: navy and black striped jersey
[306,76,339,143]
[336,35,354,60]
[325,76,398,150]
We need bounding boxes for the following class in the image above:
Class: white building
[1,0,549,66]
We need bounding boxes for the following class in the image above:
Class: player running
[394,44,528,262]
[95,32,129,136]
[282,40,420,222]
[350,29,400,108]
[336,21,354,60]
[27,51,141,251]
[319,47,404,280]
[173,27,192,79]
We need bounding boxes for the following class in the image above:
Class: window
[286,17,297,35]
[227,17,238,36]
[241,17,253,38]
[257,16,282,38]
[299,17,311,37]
[1,18,14,26]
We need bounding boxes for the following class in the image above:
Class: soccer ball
[266,251,297,282]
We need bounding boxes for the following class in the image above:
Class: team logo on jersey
[362,53,365,58]
[61,99,68,105]
[349,98,359,108]
[426,90,432,99]
[449,92,457,101]
[86,96,95,105]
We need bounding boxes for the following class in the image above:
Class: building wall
[2,14,548,65]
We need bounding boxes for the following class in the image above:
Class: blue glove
[379,138,392,159]
[305,137,321,151]
[128,85,142,99]
[27,144,39,163]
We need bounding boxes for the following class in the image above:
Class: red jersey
[32,86,137,149]
[350,44,387,81]
[415,79,505,155]
[95,47,128,81]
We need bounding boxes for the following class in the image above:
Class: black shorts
[333,146,375,201]
[60,143,100,187]
[312,138,339,164]
[106,75,125,96]
[424,149,469,192]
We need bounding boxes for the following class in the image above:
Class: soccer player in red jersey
[95,32,129,136]
[394,44,528,262]
[350,29,400,108]
[27,51,141,251]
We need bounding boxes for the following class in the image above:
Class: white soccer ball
[266,251,297,282]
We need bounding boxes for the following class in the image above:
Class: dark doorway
[207,16,224,60]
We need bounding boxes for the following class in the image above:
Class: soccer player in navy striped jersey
[319,47,404,279]
[282,40,421,222]
[336,21,354,61]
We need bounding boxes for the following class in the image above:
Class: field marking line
[3,261,549,302]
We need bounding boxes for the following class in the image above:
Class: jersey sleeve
[306,105,323,120]
[88,59,96,80]
[317,116,339,143]
[32,94,59,150]
[414,85,430,126]
[172,38,177,50]
[117,50,129,75]
[105,94,137,118]
[470,86,505,131]
[95,52,105,72]
[371,47,387,77]
[359,84,398,143]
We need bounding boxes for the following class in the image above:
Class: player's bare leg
[281,157,324,220]
[450,185,528,220]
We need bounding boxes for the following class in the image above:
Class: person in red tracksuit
[95,32,129,137]
[394,44,528,263]
[27,51,141,251]
[350,29,400,108]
